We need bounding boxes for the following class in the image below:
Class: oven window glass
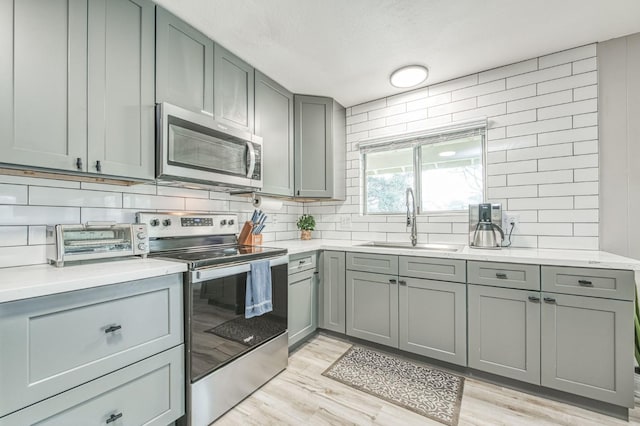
[62,228,132,254]
[189,263,288,381]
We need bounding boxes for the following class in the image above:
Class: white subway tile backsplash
[508,197,573,210]
[487,151,506,164]
[537,126,597,146]
[0,244,47,268]
[537,99,597,120]
[351,117,385,133]
[122,194,184,210]
[487,160,537,176]
[538,154,598,171]
[351,98,386,115]
[428,97,476,118]
[574,223,599,236]
[538,209,598,222]
[367,104,406,120]
[386,109,428,126]
[0,206,80,225]
[573,140,598,155]
[487,175,507,187]
[507,170,574,186]
[538,44,596,69]
[538,236,598,250]
[408,92,452,110]
[538,182,598,197]
[487,127,506,140]
[573,113,598,128]
[487,135,537,152]
[537,71,597,95]
[451,79,505,101]
[387,87,429,106]
[185,198,230,212]
[506,63,571,89]
[507,143,573,162]
[406,115,452,132]
[574,168,599,182]
[573,85,597,101]
[489,110,536,128]
[28,226,47,245]
[518,222,573,236]
[346,112,367,125]
[156,186,210,199]
[428,74,478,96]
[81,208,138,223]
[368,123,407,138]
[574,195,599,209]
[487,185,538,199]
[29,187,122,208]
[0,226,28,246]
[572,57,597,74]
[0,184,27,205]
[507,117,572,137]
[454,103,506,122]
[477,84,536,107]
[507,90,572,113]
[478,59,538,83]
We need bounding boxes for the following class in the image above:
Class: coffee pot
[469,203,505,249]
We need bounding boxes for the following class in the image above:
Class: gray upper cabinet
[155,6,214,116]
[468,285,541,384]
[399,277,467,366]
[541,293,633,407]
[321,251,346,333]
[255,70,294,196]
[0,0,154,180]
[214,44,254,132]
[0,0,87,173]
[87,0,155,180]
[294,95,346,200]
[346,270,398,348]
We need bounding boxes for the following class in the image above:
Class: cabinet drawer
[0,345,185,426]
[289,252,317,274]
[541,266,634,301]
[346,252,398,274]
[399,256,466,283]
[468,261,540,290]
[0,274,183,417]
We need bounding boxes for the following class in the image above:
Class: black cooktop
[149,244,287,269]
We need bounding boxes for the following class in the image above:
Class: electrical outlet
[272,214,278,224]
[503,214,520,234]
[340,215,352,230]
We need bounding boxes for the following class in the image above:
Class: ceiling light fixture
[389,65,429,88]
[439,151,456,157]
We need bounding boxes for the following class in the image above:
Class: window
[362,123,485,214]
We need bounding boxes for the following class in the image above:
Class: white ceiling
[154,0,640,107]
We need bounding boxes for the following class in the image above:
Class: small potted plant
[296,214,316,240]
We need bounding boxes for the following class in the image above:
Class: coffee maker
[469,203,505,249]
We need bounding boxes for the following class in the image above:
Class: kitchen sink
[356,241,463,252]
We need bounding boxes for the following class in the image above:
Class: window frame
[360,119,488,216]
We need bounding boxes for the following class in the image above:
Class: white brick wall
[307,44,599,250]
[0,176,302,267]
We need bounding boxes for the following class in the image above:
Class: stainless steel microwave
[156,102,263,191]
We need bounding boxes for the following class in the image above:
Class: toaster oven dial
[228,219,235,225]
[220,219,227,226]
[137,232,147,240]
[162,218,172,227]
[138,243,147,251]
[149,219,159,227]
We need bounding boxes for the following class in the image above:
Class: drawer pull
[578,279,593,287]
[398,280,407,286]
[543,297,556,304]
[106,413,123,424]
[299,260,306,264]
[389,279,397,284]
[104,325,122,334]
[495,272,508,279]
[528,296,540,302]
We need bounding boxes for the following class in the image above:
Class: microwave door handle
[246,141,256,178]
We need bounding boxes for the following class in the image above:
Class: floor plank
[214,333,640,425]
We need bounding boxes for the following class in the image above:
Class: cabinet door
[294,95,333,198]
[255,70,294,196]
[214,44,254,132]
[468,285,541,384]
[541,293,634,407]
[288,269,317,348]
[346,270,398,348]
[399,277,466,366]
[155,6,214,116]
[0,0,87,172]
[87,0,155,180]
[321,251,346,333]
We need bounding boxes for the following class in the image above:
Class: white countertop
[267,239,640,271]
[0,258,187,303]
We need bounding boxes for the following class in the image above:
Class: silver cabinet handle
[389,279,397,284]
[106,413,123,424]
[398,280,407,286]
[299,260,306,264]
[105,325,122,334]
[578,279,593,287]
[495,272,508,279]
[543,297,556,303]
[528,296,540,302]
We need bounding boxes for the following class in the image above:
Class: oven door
[187,255,288,382]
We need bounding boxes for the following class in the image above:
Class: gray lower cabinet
[0,0,87,172]
[0,0,155,180]
[155,6,214,116]
[346,270,398,347]
[214,43,254,132]
[87,0,155,180]
[0,345,184,426]
[541,292,634,407]
[255,70,294,197]
[321,251,346,333]
[467,285,541,384]
[294,95,346,200]
[288,268,318,347]
[399,277,467,365]
[0,273,183,419]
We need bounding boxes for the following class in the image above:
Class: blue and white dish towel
[245,260,273,318]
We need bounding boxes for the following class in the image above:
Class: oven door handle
[192,254,289,282]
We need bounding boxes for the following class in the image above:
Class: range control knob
[162,218,172,227]
[138,243,147,251]
[137,232,147,240]
[149,219,159,227]
[220,219,227,226]
[228,219,235,225]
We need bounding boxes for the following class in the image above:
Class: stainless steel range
[136,212,288,426]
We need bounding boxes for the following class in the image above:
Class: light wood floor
[215,333,640,425]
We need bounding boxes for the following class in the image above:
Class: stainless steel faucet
[406,187,417,247]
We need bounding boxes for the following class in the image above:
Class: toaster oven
[46,223,149,267]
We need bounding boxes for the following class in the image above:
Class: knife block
[238,221,263,246]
